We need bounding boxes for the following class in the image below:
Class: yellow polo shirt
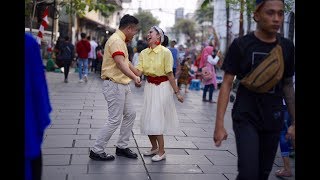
[137,45,173,77]
[101,30,131,84]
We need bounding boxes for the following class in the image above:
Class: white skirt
[140,80,179,135]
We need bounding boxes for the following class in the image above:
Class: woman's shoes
[151,153,166,162]
[143,148,159,156]
[275,168,292,177]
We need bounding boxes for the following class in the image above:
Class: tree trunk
[30,0,38,32]
[239,0,244,37]
[246,2,251,34]
[68,14,73,37]
[226,1,230,50]
[68,0,73,37]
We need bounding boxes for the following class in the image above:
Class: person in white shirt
[87,36,98,72]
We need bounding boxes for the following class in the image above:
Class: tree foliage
[173,19,196,42]
[201,0,294,14]
[25,0,117,19]
[195,2,214,24]
[59,0,117,17]
[133,10,160,38]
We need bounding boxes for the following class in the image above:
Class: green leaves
[59,0,116,17]
[133,10,160,38]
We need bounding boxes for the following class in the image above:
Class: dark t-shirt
[222,32,295,131]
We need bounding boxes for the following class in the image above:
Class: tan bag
[240,44,284,93]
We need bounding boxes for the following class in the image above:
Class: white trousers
[92,80,136,154]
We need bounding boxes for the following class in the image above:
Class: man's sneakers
[83,75,88,82]
[89,150,115,161]
[115,147,138,159]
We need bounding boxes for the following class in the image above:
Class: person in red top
[76,32,91,83]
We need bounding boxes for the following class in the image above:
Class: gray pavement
[42,68,295,180]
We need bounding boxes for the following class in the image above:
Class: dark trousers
[63,61,71,80]
[31,153,42,180]
[89,58,96,72]
[202,84,214,100]
[233,116,280,180]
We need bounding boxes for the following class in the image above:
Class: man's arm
[214,73,234,146]
[114,55,141,84]
[129,62,142,77]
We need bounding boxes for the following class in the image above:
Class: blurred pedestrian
[58,36,75,83]
[76,32,91,83]
[168,39,179,78]
[213,0,295,179]
[89,14,141,161]
[87,36,98,72]
[275,103,294,177]
[177,56,192,93]
[25,33,52,180]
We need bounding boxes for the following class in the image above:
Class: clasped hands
[134,76,142,87]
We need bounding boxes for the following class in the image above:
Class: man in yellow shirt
[89,14,141,161]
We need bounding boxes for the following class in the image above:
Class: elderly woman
[131,26,184,161]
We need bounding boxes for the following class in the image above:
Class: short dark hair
[80,33,86,39]
[119,14,139,29]
[255,0,284,12]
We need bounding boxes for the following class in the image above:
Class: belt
[147,76,168,85]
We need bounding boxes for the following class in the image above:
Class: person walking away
[177,56,192,94]
[25,33,52,180]
[76,32,91,83]
[168,40,179,78]
[89,14,141,161]
[213,0,295,179]
[87,36,98,72]
[131,26,184,162]
[95,44,104,74]
[275,102,294,177]
[59,36,75,83]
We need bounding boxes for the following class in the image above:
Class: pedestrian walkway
[42,68,295,180]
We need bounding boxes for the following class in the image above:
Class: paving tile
[43,155,71,165]
[43,164,87,174]
[150,173,228,180]
[146,164,202,173]
[42,148,89,155]
[89,164,145,173]
[143,154,213,165]
[67,173,149,180]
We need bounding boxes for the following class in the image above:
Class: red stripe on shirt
[112,51,125,58]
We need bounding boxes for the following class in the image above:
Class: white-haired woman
[131,26,184,161]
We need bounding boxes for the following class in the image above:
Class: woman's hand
[176,92,184,103]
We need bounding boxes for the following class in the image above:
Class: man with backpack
[213,0,295,179]
[59,36,75,83]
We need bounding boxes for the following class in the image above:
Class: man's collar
[116,29,126,42]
